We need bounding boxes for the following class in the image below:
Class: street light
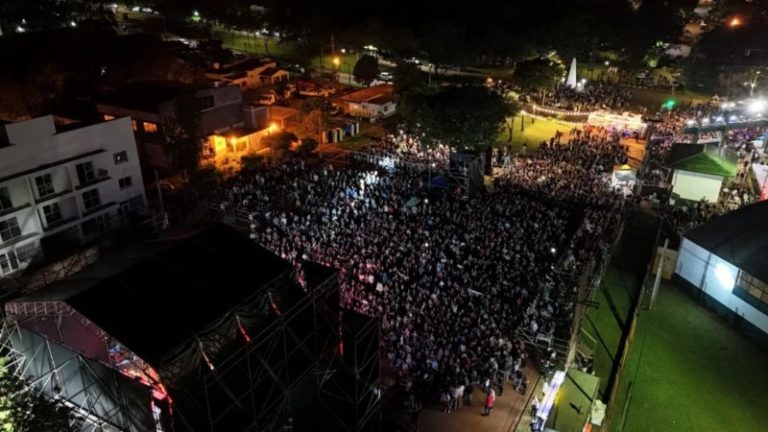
[748,99,766,114]
[747,70,761,97]
[728,16,742,28]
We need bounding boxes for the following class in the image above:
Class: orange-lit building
[336,84,397,119]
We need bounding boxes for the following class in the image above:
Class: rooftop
[685,200,768,283]
[97,82,188,113]
[340,84,395,104]
[208,58,272,75]
[12,224,293,366]
[672,150,737,177]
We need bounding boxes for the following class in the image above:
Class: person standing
[483,389,496,416]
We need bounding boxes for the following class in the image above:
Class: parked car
[258,91,278,105]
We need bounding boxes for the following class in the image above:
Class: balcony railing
[35,189,73,205]
[0,202,31,218]
[75,175,111,190]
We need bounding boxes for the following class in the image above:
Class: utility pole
[649,238,669,310]
[154,170,167,229]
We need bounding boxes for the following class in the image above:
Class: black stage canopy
[13,223,292,365]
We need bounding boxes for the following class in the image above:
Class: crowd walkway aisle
[418,363,539,432]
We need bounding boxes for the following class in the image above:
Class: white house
[675,200,768,339]
[206,58,290,89]
[337,84,397,119]
[0,116,146,277]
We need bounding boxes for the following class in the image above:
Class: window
[0,186,11,210]
[103,114,115,121]
[118,176,133,189]
[143,122,158,133]
[15,243,40,265]
[43,203,63,224]
[76,162,95,185]
[0,252,17,273]
[0,254,9,273]
[82,189,101,210]
[35,174,55,197]
[113,151,128,165]
[81,214,109,235]
[131,120,138,131]
[738,271,768,306]
[0,217,22,242]
[198,95,215,110]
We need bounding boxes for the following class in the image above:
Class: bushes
[296,138,318,156]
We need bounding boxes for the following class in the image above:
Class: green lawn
[497,115,573,153]
[613,282,768,432]
[212,29,297,59]
[310,53,359,75]
[672,150,738,177]
[630,88,711,113]
[584,266,637,397]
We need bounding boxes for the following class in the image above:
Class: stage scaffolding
[0,319,158,432]
[178,262,381,432]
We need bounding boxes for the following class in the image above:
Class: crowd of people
[546,83,632,111]
[211,128,625,414]
[498,127,629,207]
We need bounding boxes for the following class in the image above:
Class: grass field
[612,282,768,432]
[630,88,711,112]
[497,115,574,153]
[212,29,297,59]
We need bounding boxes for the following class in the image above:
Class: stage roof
[13,224,292,365]
[685,200,768,283]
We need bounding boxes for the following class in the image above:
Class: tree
[296,138,319,156]
[262,131,298,157]
[352,55,379,86]
[401,87,510,175]
[162,91,204,176]
[400,86,508,152]
[0,358,78,432]
[392,62,426,95]
[300,109,326,138]
[512,58,566,92]
[502,101,521,143]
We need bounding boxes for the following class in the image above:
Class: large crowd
[546,83,632,111]
[211,128,626,415]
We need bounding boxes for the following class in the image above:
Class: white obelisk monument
[566,58,577,88]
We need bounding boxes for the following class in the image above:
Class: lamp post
[332,56,341,83]
[748,70,761,97]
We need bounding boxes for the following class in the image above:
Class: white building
[337,84,397,120]
[675,200,768,339]
[206,58,290,90]
[0,116,146,277]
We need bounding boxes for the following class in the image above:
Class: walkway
[418,363,539,432]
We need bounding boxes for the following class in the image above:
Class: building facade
[337,85,397,119]
[0,116,146,277]
[97,83,246,173]
[675,201,768,341]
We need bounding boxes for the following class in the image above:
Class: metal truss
[0,318,156,432]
